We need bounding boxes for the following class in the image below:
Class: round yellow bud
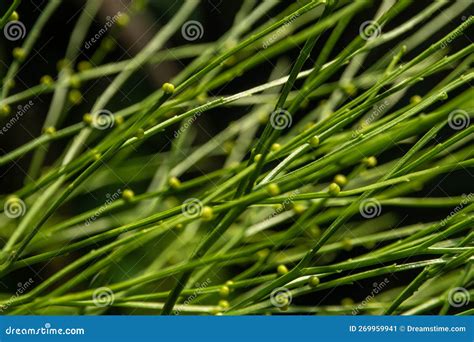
[40,75,54,86]
[12,47,26,60]
[9,11,19,21]
[162,82,175,94]
[257,249,270,260]
[341,297,354,306]
[342,237,353,251]
[196,93,207,104]
[363,156,377,168]
[201,206,214,221]
[308,275,320,287]
[258,113,268,125]
[69,75,81,88]
[102,37,115,51]
[342,82,357,96]
[271,143,281,152]
[410,95,422,105]
[43,126,56,135]
[309,135,320,148]
[211,308,221,315]
[328,183,341,196]
[219,286,230,298]
[116,13,130,27]
[122,189,135,201]
[292,203,305,215]
[68,90,82,105]
[277,264,289,275]
[57,59,71,71]
[83,113,93,125]
[0,104,11,116]
[267,183,280,196]
[135,128,145,139]
[333,174,348,186]
[218,300,229,309]
[168,176,181,189]
[115,116,124,126]
[77,61,92,72]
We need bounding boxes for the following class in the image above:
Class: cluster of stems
[0,0,472,315]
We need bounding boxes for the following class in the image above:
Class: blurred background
[0,0,472,313]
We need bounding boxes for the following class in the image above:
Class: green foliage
[0,0,472,316]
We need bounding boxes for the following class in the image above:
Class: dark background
[0,0,472,313]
